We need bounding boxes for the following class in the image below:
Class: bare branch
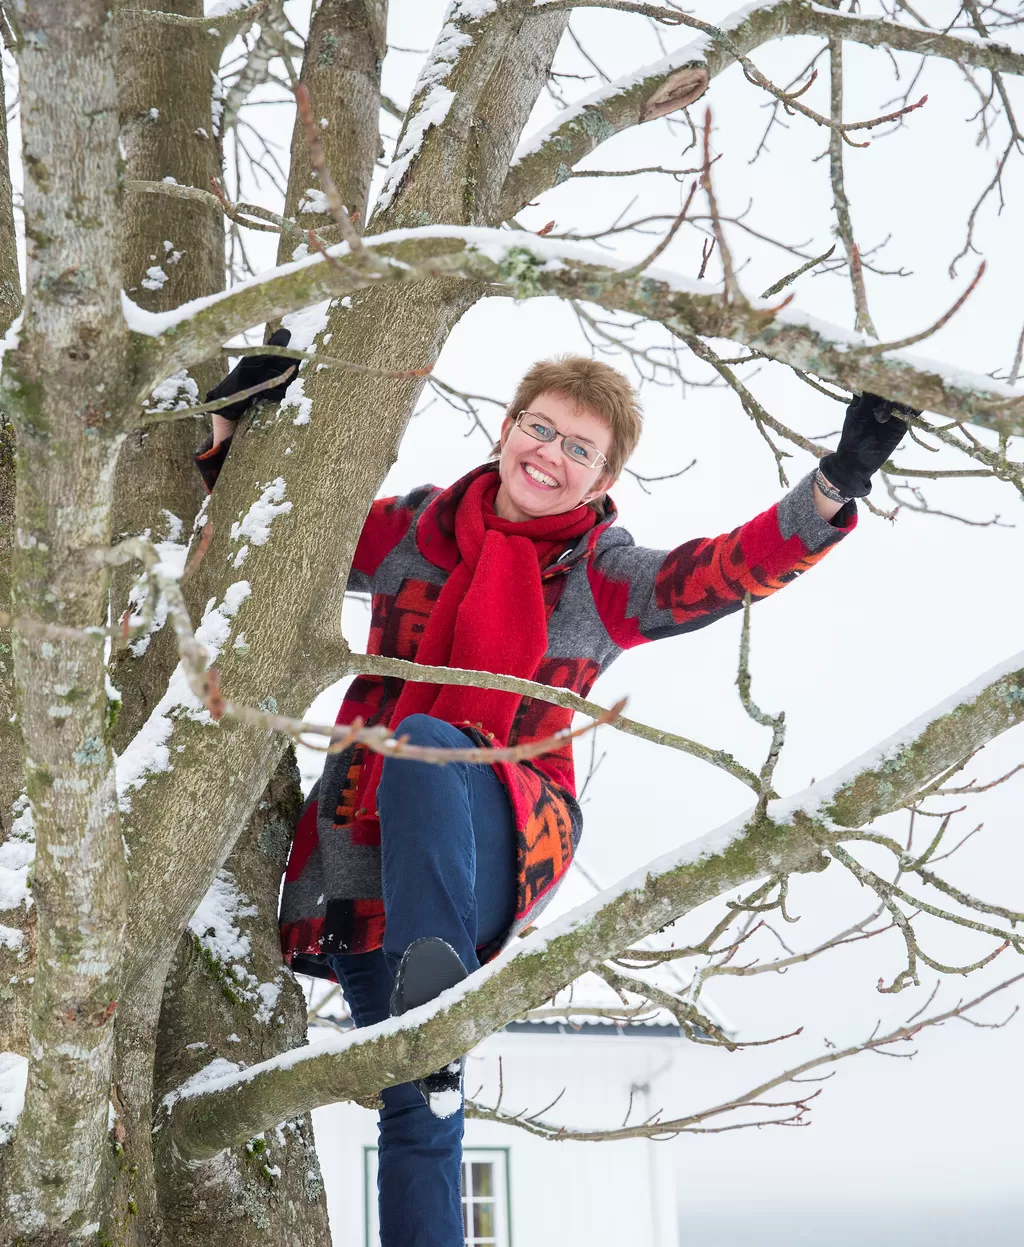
[618,178,697,278]
[700,110,741,301]
[165,646,1024,1158]
[736,594,786,811]
[344,645,763,791]
[504,0,1022,217]
[853,262,986,355]
[760,244,836,299]
[465,974,1024,1141]
[828,39,877,336]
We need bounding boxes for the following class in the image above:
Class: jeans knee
[391,713,456,748]
[379,716,466,815]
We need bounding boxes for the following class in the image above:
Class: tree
[0,0,1021,1242]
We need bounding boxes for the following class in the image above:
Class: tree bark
[275,0,387,261]
[95,8,231,1240]
[0,51,27,1055]
[370,0,569,231]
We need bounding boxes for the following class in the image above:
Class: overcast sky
[218,2,1024,1241]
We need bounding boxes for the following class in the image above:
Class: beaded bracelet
[814,467,850,504]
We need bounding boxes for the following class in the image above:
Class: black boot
[390,937,468,1119]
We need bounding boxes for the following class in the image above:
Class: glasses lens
[563,437,597,466]
[519,413,557,443]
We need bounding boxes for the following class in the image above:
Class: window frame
[363,1145,512,1247]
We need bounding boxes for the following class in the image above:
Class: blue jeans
[326,714,517,1247]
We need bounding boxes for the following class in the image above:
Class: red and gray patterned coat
[280,463,856,980]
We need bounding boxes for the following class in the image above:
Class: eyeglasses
[514,411,608,471]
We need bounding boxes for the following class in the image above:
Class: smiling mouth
[523,462,560,489]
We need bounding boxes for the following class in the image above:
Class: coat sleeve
[346,485,436,594]
[587,471,857,649]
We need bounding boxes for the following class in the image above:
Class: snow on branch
[125,225,1024,435]
[502,0,1024,218]
[166,645,1024,1158]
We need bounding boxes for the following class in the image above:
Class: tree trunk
[4,2,132,1237]
[98,7,230,1240]
[276,0,387,261]
[0,35,27,1058]
[151,750,330,1247]
[109,0,226,753]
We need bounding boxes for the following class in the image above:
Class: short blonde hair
[495,355,643,481]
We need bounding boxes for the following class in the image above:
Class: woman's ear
[499,415,514,449]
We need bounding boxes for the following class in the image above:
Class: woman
[198,352,908,1246]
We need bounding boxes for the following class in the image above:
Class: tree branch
[166,646,1024,1157]
[120,0,271,39]
[125,227,1024,436]
[828,38,877,337]
[501,0,1024,219]
[344,645,763,790]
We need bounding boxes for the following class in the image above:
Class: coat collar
[416,462,619,575]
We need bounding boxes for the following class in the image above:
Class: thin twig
[467,974,1024,1141]
[700,110,741,302]
[853,261,986,354]
[828,38,877,336]
[760,245,836,299]
[619,180,698,279]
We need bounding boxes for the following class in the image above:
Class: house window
[462,1153,509,1246]
[364,1147,511,1247]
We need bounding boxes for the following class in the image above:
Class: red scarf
[351,471,596,836]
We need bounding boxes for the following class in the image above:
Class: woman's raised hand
[818,392,918,499]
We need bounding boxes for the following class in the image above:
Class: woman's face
[494,391,614,522]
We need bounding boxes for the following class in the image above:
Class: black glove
[203,327,295,421]
[193,328,294,492]
[819,392,916,498]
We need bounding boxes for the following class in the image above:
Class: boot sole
[391,937,467,1015]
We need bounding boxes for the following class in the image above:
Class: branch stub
[641,65,710,123]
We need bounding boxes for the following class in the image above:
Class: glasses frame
[513,410,609,472]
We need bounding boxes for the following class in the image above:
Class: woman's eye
[531,422,555,439]
[569,442,588,459]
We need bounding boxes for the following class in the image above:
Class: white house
[311,996,684,1247]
